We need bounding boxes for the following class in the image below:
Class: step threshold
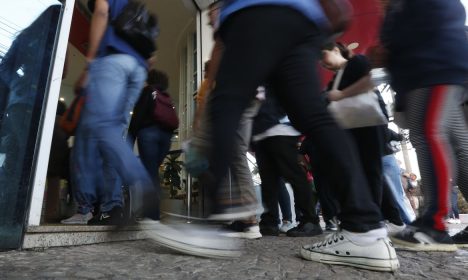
[23,224,159,249]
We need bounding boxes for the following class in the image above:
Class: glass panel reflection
[0,0,62,250]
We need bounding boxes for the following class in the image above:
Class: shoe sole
[455,244,468,248]
[300,247,400,272]
[390,237,458,252]
[146,230,242,259]
[222,232,262,239]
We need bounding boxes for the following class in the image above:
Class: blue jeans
[128,125,172,219]
[72,54,153,215]
[382,154,415,224]
[449,186,460,219]
[278,179,292,223]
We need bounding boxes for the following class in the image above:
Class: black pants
[206,6,382,232]
[348,126,402,225]
[304,141,339,222]
[255,136,319,226]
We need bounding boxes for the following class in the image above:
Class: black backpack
[113,0,159,59]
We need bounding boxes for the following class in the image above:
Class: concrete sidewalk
[0,225,467,279]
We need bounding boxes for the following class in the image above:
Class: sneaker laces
[315,232,345,248]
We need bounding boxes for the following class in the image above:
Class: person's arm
[206,38,224,89]
[74,0,109,92]
[86,0,109,62]
[328,74,374,101]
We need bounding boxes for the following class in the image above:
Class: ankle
[342,227,387,245]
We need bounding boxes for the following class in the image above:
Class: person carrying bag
[321,42,405,235]
[327,65,388,129]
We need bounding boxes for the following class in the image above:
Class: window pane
[0,0,62,250]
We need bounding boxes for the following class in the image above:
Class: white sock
[342,227,388,245]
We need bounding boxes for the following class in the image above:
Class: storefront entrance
[0,0,213,250]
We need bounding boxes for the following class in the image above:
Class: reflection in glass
[0,1,62,250]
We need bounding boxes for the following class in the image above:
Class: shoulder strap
[332,68,345,90]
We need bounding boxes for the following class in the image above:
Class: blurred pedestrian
[127,69,175,222]
[148,0,399,272]
[63,0,157,225]
[382,127,416,225]
[380,0,468,250]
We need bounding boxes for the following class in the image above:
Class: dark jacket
[380,0,468,110]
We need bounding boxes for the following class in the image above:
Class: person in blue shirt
[148,0,399,272]
[62,0,156,225]
[380,0,468,250]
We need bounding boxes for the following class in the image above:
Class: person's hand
[327,89,343,101]
[74,69,88,94]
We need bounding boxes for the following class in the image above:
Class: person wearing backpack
[127,69,176,221]
[62,0,158,225]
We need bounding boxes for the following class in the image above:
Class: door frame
[27,0,76,227]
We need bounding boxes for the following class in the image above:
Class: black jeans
[206,6,382,232]
[256,136,319,226]
[348,126,403,225]
[303,141,339,222]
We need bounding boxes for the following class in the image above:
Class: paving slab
[0,226,467,279]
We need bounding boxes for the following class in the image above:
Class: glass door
[0,0,64,250]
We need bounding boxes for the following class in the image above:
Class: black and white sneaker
[287,222,323,237]
[88,207,125,226]
[301,231,399,272]
[390,226,457,252]
[325,219,338,231]
[451,226,468,248]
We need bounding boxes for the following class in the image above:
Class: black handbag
[113,0,159,58]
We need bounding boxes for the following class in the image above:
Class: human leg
[224,100,262,221]
[136,125,173,220]
[278,178,292,223]
[348,126,385,206]
[81,54,154,218]
[270,46,383,233]
[255,139,280,235]
[150,7,393,267]
[259,136,321,237]
[382,154,416,224]
[391,86,464,251]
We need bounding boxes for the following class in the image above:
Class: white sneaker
[222,225,262,239]
[386,222,406,237]
[145,223,243,259]
[301,231,400,272]
[279,221,296,233]
[60,213,93,225]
